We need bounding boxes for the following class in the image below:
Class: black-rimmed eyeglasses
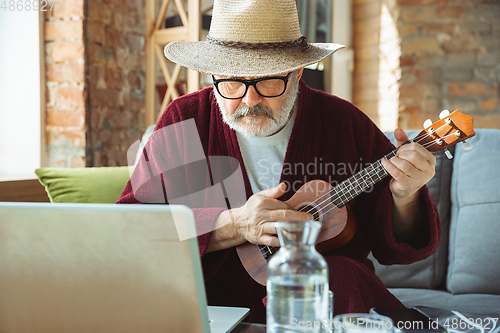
[212,73,291,100]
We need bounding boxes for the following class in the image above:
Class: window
[0,9,43,179]
[296,0,353,101]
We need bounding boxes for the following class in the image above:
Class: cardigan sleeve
[116,98,227,259]
[369,183,441,265]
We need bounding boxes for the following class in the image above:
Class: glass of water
[332,313,394,333]
[267,220,329,333]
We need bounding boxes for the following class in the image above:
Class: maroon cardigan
[117,81,440,322]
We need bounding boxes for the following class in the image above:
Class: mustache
[233,105,276,121]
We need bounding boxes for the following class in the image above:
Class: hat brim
[164,41,345,77]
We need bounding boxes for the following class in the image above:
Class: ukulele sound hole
[298,205,320,221]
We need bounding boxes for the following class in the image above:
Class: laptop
[0,202,249,333]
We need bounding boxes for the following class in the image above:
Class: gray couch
[372,128,500,317]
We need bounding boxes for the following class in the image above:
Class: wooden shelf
[145,0,205,126]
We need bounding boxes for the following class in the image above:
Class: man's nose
[241,85,262,107]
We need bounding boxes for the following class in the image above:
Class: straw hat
[164,0,344,78]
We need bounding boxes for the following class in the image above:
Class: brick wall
[44,0,86,168]
[353,0,500,130]
[353,0,382,123]
[44,0,145,168]
[353,0,401,132]
[87,0,146,166]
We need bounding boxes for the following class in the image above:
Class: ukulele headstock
[415,109,475,155]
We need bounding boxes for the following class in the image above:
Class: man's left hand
[381,128,436,202]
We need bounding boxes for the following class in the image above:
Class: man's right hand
[233,183,314,247]
[206,183,313,253]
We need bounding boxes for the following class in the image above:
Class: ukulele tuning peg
[462,140,473,151]
[439,109,450,119]
[444,148,453,159]
[423,119,433,129]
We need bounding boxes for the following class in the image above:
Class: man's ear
[297,68,304,82]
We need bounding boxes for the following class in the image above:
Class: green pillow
[35,166,133,203]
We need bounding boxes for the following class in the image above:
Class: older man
[117,0,440,324]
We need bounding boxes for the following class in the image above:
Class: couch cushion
[389,288,500,317]
[370,130,453,289]
[447,129,500,295]
[35,167,132,203]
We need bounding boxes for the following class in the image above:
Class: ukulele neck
[331,145,403,208]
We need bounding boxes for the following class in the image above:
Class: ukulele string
[300,129,455,218]
[258,245,273,260]
[312,162,389,218]
[299,125,436,216]
[308,133,458,218]
[301,159,388,218]
[421,132,458,149]
[314,133,450,218]
[413,123,450,144]
[299,145,399,217]
[299,119,454,217]
[260,245,272,255]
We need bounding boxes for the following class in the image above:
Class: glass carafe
[267,220,329,333]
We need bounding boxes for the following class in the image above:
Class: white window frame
[0,9,46,181]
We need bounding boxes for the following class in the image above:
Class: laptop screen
[0,203,210,333]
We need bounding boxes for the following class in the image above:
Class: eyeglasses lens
[218,81,246,99]
[218,78,286,99]
[256,79,285,97]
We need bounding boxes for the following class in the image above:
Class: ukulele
[236,109,475,286]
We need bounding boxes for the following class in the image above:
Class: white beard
[214,72,300,137]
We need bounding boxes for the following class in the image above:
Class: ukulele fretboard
[330,148,400,207]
